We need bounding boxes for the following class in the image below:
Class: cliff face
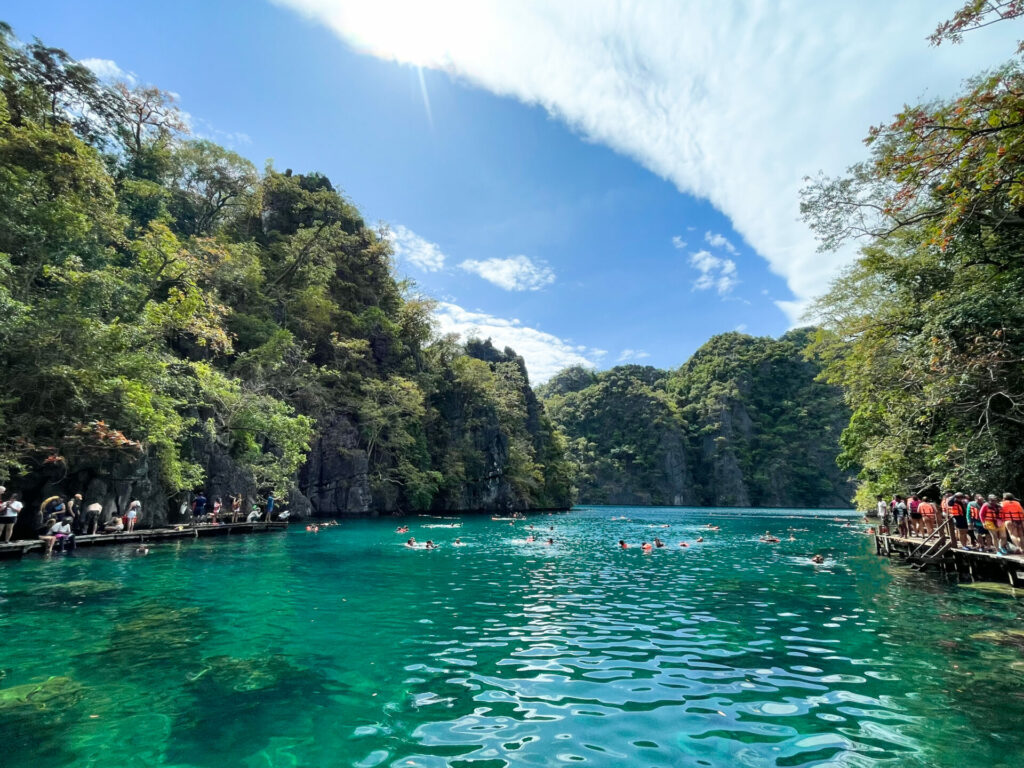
[540,330,856,509]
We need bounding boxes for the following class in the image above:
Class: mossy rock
[30,580,120,599]
[958,581,1023,598]
[187,654,305,693]
[970,629,1024,652]
[0,676,83,715]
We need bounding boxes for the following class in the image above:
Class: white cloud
[671,235,687,250]
[617,348,650,363]
[689,249,737,295]
[704,231,737,255]
[81,58,136,85]
[273,0,1013,325]
[458,254,555,291]
[433,302,603,382]
[386,224,446,272]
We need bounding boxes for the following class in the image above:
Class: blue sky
[6,1,1016,381]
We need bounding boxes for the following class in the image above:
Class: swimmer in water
[546,537,554,545]
[695,536,703,543]
[453,537,464,546]
[641,541,652,552]
[679,541,689,547]
[654,537,665,548]
[405,537,416,548]
[425,540,436,549]
[788,534,796,541]
[526,535,535,543]
[705,524,720,530]
[619,540,629,549]
[811,554,825,564]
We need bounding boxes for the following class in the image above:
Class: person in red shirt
[1000,493,1024,553]
[980,495,1006,553]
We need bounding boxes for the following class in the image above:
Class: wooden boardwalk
[875,520,1024,587]
[0,521,288,560]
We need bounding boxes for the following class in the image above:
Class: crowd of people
[0,485,284,555]
[878,491,1024,555]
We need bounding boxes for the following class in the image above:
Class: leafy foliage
[0,24,570,511]
[802,4,1024,506]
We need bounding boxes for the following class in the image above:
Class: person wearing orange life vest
[1000,493,1024,553]
[946,493,971,549]
[917,498,937,537]
[980,495,1007,553]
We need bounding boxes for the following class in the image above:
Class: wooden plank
[0,521,288,560]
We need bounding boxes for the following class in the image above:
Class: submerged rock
[970,629,1024,652]
[187,654,306,693]
[29,579,120,599]
[0,676,83,715]
[958,581,1024,598]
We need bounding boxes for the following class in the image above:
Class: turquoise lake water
[3,505,1024,767]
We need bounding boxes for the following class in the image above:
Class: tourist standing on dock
[266,493,275,521]
[68,494,84,534]
[946,493,970,549]
[126,499,141,532]
[980,495,1006,553]
[1,492,21,542]
[907,495,922,536]
[211,497,222,524]
[231,494,241,523]
[967,494,989,548]
[918,497,937,537]
[192,491,208,522]
[1000,494,1024,553]
[876,496,889,531]
[84,501,102,535]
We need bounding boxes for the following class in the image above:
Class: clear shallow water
[2,506,1024,768]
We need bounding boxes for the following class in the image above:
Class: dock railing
[907,517,956,564]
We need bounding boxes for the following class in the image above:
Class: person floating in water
[705,524,720,530]
[546,537,554,545]
[641,541,652,552]
[811,554,825,564]
[453,537,464,546]
[405,537,417,548]
[679,541,689,547]
[654,537,665,548]
[525,535,535,543]
[760,531,780,543]
[695,536,703,543]
[396,525,409,533]
[425,540,436,549]
[619,540,628,549]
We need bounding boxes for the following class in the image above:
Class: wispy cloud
[434,302,603,382]
[689,249,737,296]
[616,348,650,363]
[734,323,747,333]
[458,254,555,291]
[671,235,687,250]
[386,224,446,272]
[275,0,1012,324]
[704,231,737,255]
[81,57,136,85]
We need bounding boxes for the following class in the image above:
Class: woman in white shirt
[1,492,22,543]
[126,499,141,532]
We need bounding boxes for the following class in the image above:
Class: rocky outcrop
[294,414,372,517]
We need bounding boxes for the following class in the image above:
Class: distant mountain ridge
[538,329,855,509]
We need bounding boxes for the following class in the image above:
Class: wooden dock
[0,521,289,560]
[875,518,1024,587]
